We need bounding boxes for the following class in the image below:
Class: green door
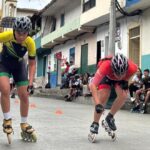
[81,44,88,74]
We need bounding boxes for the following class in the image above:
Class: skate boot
[20,123,37,142]
[102,113,116,141]
[88,122,99,143]
[3,119,13,144]
[140,103,146,114]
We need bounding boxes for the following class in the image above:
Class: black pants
[129,84,139,97]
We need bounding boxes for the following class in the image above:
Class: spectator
[62,61,70,76]
[131,69,150,113]
[129,67,143,101]
[82,73,92,97]
[64,74,82,102]
[60,62,70,89]
[68,61,78,76]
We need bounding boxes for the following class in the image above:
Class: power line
[115,0,142,16]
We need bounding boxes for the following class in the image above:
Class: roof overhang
[40,0,71,16]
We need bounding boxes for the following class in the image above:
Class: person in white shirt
[129,68,143,101]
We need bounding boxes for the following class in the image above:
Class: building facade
[33,0,150,88]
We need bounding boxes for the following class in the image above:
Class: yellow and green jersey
[0,31,36,60]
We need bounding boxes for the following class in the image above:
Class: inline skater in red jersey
[88,53,137,142]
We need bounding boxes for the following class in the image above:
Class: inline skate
[102,114,116,141]
[88,122,99,143]
[3,119,13,144]
[20,123,37,142]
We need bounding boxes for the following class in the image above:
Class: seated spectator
[129,67,143,102]
[131,69,150,113]
[82,72,91,97]
[64,74,82,102]
[68,61,78,77]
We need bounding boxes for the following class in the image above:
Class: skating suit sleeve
[124,60,138,80]
[92,60,112,86]
[25,37,36,59]
[0,31,13,43]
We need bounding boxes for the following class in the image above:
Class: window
[83,0,95,12]
[9,4,15,17]
[60,13,65,27]
[129,26,140,66]
[50,17,56,32]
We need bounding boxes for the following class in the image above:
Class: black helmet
[13,17,32,32]
[111,53,128,76]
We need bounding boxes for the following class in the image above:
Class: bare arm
[28,59,36,85]
[89,70,104,105]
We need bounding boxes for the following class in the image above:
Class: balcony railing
[41,17,80,47]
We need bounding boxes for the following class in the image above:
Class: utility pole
[108,0,116,55]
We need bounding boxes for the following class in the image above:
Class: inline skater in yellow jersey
[0,17,37,143]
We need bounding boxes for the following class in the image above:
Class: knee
[18,92,28,101]
[95,104,104,113]
[136,90,141,95]
[1,87,10,96]
[146,91,150,97]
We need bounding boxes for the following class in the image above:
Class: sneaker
[130,97,135,102]
[140,103,146,114]
[131,104,140,113]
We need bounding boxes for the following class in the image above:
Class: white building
[33,0,150,88]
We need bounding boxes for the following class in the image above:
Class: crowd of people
[61,61,94,101]
[129,68,150,113]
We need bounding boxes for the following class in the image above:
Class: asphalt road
[0,96,149,150]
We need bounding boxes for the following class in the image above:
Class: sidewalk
[33,87,150,113]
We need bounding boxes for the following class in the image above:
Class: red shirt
[92,59,138,86]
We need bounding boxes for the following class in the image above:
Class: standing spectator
[60,62,70,89]
[62,61,70,76]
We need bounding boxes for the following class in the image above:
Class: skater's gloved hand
[27,85,34,95]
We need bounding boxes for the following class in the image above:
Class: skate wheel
[88,133,96,143]
[7,134,12,144]
[21,131,37,142]
[21,132,27,141]
[31,132,37,142]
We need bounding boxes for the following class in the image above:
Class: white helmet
[13,17,32,32]
[111,53,128,76]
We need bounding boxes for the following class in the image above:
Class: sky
[17,0,51,10]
